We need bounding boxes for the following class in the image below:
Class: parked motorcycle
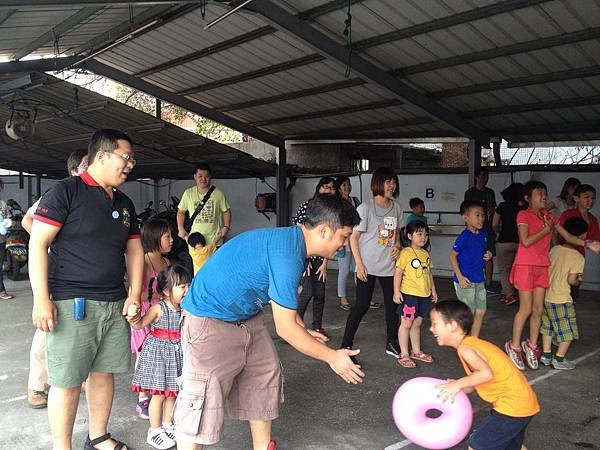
[137,201,157,228]
[2,199,28,281]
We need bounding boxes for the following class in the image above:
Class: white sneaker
[147,428,176,450]
[163,424,177,442]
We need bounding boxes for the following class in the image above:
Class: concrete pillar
[153,178,160,209]
[468,139,482,188]
[276,146,288,227]
[155,98,161,119]
[35,174,41,199]
[492,140,502,166]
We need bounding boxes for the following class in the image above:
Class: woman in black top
[290,177,336,340]
[492,182,526,305]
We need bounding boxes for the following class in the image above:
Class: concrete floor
[1,274,599,450]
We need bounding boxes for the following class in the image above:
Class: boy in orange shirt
[431,300,540,450]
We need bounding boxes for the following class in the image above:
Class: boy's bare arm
[449,250,470,288]
[567,273,582,286]
[437,345,492,402]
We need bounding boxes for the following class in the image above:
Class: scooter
[2,199,28,281]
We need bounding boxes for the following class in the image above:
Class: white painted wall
[4,171,599,289]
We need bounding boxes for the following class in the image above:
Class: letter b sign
[425,187,435,199]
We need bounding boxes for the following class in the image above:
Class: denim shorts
[396,293,431,320]
[469,409,534,450]
[454,281,487,311]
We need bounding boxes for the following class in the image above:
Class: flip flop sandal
[369,302,382,309]
[0,292,13,300]
[339,302,351,311]
[410,351,433,363]
[84,433,128,450]
[398,356,416,368]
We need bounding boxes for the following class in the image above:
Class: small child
[393,220,438,368]
[505,181,600,370]
[405,197,428,226]
[540,217,587,370]
[450,200,492,338]
[188,231,216,274]
[130,265,191,450]
[558,184,600,302]
[431,300,540,450]
[133,218,173,419]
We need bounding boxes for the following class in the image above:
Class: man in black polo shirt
[29,129,144,450]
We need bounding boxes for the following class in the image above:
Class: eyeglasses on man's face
[109,151,136,166]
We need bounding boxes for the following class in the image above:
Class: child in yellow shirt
[431,300,540,450]
[393,220,438,368]
[188,232,216,274]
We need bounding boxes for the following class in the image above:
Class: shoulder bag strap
[188,185,216,228]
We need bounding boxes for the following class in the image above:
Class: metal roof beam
[136,0,543,82]
[433,65,600,98]
[84,59,284,147]
[288,117,434,139]
[68,4,194,56]
[0,1,202,7]
[0,56,82,74]
[12,7,101,61]
[394,27,600,77]
[464,95,600,118]
[498,121,600,136]
[246,0,488,142]
[135,0,364,78]
[136,26,276,78]
[217,78,365,112]
[298,0,365,20]
[215,61,600,113]
[178,54,324,95]
[250,99,404,127]
[353,0,550,51]
[0,8,14,25]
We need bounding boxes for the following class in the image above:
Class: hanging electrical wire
[343,0,353,78]
[200,0,206,20]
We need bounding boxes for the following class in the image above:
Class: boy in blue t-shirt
[449,200,492,337]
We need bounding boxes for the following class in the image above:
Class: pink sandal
[410,351,433,363]
[398,356,416,368]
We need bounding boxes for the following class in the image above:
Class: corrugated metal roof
[1,0,600,146]
[0,72,275,179]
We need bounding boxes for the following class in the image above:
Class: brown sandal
[411,351,433,363]
[398,356,416,368]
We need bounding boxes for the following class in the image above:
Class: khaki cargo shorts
[174,311,284,446]
[46,299,130,388]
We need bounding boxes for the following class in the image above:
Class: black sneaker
[385,341,401,359]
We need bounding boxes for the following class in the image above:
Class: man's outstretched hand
[329,348,365,384]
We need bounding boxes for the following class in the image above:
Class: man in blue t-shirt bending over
[175,195,363,450]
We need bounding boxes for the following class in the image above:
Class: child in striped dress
[130,265,191,450]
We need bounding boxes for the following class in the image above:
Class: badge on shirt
[112,210,119,219]
[383,216,398,231]
[122,208,131,228]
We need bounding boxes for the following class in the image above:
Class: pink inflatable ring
[392,376,472,449]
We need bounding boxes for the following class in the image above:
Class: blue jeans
[337,248,354,298]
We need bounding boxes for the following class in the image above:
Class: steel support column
[276,146,288,227]
[468,139,482,188]
[492,140,502,166]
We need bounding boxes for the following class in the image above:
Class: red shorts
[509,264,549,292]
